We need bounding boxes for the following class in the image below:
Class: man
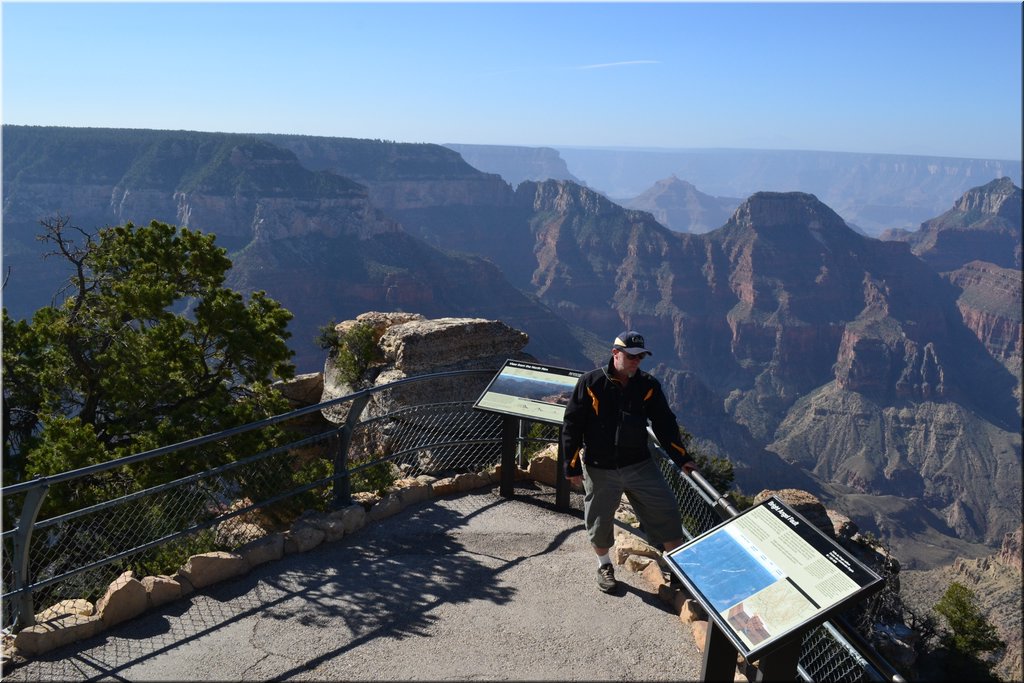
[561,330,698,593]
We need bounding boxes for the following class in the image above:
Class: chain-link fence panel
[652,449,729,540]
[799,621,880,682]
[2,429,341,631]
[351,402,503,478]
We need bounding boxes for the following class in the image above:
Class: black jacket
[561,357,692,477]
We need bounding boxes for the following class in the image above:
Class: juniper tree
[2,217,296,513]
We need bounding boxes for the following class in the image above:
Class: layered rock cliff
[555,145,1022,236]
[949,261,1023,365]
[489,180,1021,559]
[443,143,581,188]
[1,126,588,372]
[261,134,517,210]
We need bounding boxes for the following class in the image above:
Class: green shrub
[317,321,383,385]
[935,582,1005,659]
[131,528,219,579]
[350,459,399,497]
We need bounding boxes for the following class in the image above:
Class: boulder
[680,598,706,624]
[177,551,248,589]
[141,575,182,608]
[453,472,491,492]
[351,492,380,509]
[96,571,148,627]
[310,515,347,542]
[527,446,559,486]
[625,554,653,573]
[640,560,668,589]
[378,317,528,374]
[826,508,859,542]
[691,620,709,652]
[34,599,94,622]
[284,522,326,554]
[237,532,286,567]
[390,477,433,506]
[329,503,367,534]
[657,585,688,613]
[274,371,325,407]
[14,614,103,656]
[432,476,458,497]
[613,529,661,562]
[367,492,404,522]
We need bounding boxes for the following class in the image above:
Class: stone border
[5,452,742,678]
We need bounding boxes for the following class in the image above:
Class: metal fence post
[11,480,50,629]
[331,394,370,510]
[516,419,526,468]
[499,415,518,498]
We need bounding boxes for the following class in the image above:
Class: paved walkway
[4,483,705,681]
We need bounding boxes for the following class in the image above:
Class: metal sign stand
[702,623,802,682]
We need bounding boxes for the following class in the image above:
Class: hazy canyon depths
[2,126,1021,570]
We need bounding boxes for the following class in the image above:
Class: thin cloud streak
[483,59,659,77]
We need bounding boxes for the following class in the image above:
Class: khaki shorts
[582,458,683,549]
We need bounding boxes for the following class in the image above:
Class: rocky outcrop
[320,312,532,425]
[834,326,949,401]
[620,175,740,234]
[882,176,1022,271]
[769,384,1021,549]
[377,316,530,375]
[997,525,1022,572]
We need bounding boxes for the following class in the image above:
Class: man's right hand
[568,475,583,487]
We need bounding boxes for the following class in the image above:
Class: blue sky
[2,1,1021,161]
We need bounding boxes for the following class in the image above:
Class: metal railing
[1,368,500,632]
[2,368,904,681]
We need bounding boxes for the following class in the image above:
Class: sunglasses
[619,350,646,361]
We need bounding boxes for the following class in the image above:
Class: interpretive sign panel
[665,496,882,660]
[473,359,582,425]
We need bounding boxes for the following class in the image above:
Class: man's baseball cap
[613,330,651,356]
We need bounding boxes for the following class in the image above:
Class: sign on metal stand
[664,496,883,682]
[473,359,582,510]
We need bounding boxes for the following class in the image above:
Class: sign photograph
[474,359,582,424]
[665,496,882,659]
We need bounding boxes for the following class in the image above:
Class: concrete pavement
[4,482,705,682]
